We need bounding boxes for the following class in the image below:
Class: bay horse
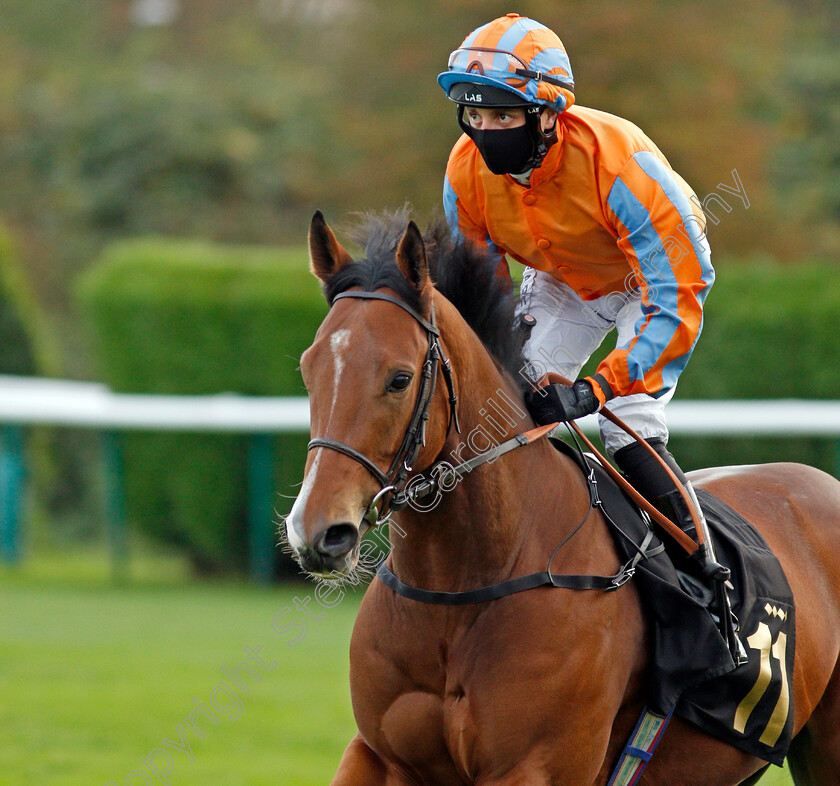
[285,210,840,785]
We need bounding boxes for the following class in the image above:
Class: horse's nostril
[315,523,359,558]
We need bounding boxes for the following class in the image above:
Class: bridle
[307,289,460,525]
[307,288,556,524]
[305,286,665,610]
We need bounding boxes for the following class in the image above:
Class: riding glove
[525,379,601,424]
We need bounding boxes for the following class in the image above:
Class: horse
[284,210,840,785]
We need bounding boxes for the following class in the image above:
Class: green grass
[0,564,360,785]
[0,554,794,785]
[761,766,794,785]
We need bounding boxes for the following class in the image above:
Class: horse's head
[285,211,455,579]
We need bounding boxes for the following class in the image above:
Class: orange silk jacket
[443,104,714,403]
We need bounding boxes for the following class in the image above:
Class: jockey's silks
[443,105,714,403]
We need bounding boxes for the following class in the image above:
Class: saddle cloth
[573,447,795,765]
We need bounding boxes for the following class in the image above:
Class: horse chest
[367,658,510,782]
[352,597,616,781]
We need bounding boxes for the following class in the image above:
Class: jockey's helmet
[437,14,575,172]
[437,14,575,114]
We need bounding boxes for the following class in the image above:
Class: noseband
[307,290,460,524]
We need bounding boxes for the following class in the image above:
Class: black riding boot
[614,439,747,665]
[613,438,687,502]
[613,439,703,569]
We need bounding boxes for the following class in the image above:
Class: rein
[392,421,555,509]
[544,372,702,558]
[376,419,668,606]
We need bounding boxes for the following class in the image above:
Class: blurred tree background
[0,0,837,381]
[1,0,838,575]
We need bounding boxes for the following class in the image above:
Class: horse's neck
[387,300,591,591]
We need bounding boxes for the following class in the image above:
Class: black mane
[322,210,527,389]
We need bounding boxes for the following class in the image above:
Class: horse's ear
[396,221,431,291]
[309,210,353,283]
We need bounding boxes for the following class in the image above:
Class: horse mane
[322,209,527,390]
[324,210,424,315]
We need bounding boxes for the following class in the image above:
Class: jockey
[438,15,719,581]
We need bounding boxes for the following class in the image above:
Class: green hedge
[576,259,840,474]
[76,248,840,574]
[581,260,840,477]
[578,261,840,398]
[76,239,326,574]
[670,261,840,476]
[576,260,840,402]
[679,261,840,399]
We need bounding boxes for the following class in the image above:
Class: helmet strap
[524,106,558,170]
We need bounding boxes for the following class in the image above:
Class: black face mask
[464,123,536,175]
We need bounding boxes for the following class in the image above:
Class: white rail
[1,375,839,436]
[1,376,839,580]
[0,375,310,432]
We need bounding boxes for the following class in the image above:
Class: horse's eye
[387,373,413,393]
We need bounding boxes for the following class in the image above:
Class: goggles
[446,47,572,90]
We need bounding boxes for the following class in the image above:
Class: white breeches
[516,268,674,455]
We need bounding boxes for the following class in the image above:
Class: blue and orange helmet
[437,14,575,114]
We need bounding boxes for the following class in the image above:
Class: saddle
[556,438,796,765]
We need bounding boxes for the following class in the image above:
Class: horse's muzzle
[297,523,359,576]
